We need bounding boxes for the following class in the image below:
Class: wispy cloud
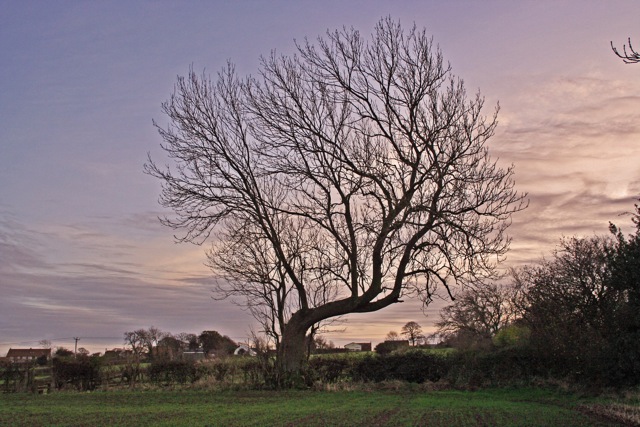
[0,210,253,353]
[489,72,640,266]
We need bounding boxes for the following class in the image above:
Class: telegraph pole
[73,337,80,358]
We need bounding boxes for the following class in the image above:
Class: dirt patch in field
[285,414,326,427]
[472,410,497,427]
[362,408,401,426]
[578,403,640,426]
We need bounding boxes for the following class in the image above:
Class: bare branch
[611,37,640,64]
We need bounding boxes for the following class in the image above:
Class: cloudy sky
[1,1,639,354]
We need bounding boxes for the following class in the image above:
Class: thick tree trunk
[277,318,309,376]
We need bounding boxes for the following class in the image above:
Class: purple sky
[1,1,639,354]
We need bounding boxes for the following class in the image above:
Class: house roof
[344,342,372,351]
[6,348,51,358]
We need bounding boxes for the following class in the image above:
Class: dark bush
[350,350,451,383]
[447,349,521,388]
[374,341,409,355]
[309,356,351,383]
[233,356,289,389]
[211,360,231,381]
[1,363,25,392]
[52,356,102,390]
[148,360,198,385]
[392,350,450,383]
[350,353,388,382]
[442,347,599,388]
[36,355,48,366]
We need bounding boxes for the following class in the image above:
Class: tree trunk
[277,318,309,376]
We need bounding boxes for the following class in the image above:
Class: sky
[1,0,639,355]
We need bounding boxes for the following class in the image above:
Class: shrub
[309,356,351,383]
[148,360,198,385]
[350,353,388,382]
[52,356,102,390]
[1,363,25,392]
[350,350,451,383]
[493,324,530,349]
[374,341,409,355]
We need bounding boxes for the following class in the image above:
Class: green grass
[0,388,630,426]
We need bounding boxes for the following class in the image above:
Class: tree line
[432,202,640,386]
[122,327,237,362]
[1,328,239,392]
[40,328,238,363]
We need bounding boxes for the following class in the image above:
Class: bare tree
[312,335,335,351]
[145,17,526,376]
[612,38,640,63]
[123,330,147,361]
[175,332,199,351]
[145,326,166,357]
[434,282,523,345]
[385,331,400,341]
[401,321,424,346]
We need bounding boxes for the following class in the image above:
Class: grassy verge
[0,387,632,426]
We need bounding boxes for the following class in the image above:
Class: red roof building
[6,348,51,363]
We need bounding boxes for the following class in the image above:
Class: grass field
[0,387,635,426]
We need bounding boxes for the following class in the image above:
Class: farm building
[233,344,257,356]
[6,348,51,363]
[344,342,372,352]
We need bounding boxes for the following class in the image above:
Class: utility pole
[73,337,80,359]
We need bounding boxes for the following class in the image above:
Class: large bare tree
[145,18,526,376]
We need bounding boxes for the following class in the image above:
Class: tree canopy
[401,321,424,346]
[146,17,526,377]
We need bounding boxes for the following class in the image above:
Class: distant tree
[123,330,148,361]
[401,322,424,346]
[435,282,523,348]
[385,331,400,341]
[54,347,73,358]
[175,332,199,351]
[312,335,335,351]
[611,38,640,63]
[606,201,640,383]
[156,335,185,360]
[143,326,166,359]
[198,330,237,356]
[123,329,159,386]
[123,327,167,362]
[76,347,90,357]
[39,339,52,349]
[145,17,526,378]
